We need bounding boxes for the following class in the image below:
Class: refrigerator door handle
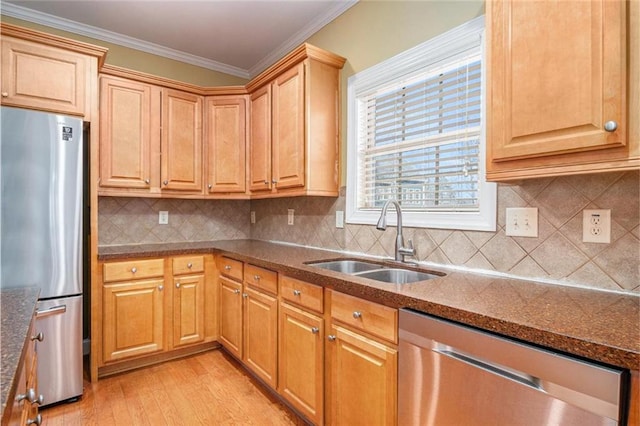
[36,305,67,319]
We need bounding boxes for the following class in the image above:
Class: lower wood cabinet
[278,302,324,425]
[102,277,165,362]
[218,275,243,359]
[326,324,397,426]
[243,285,278,388]
[96,254,216,377]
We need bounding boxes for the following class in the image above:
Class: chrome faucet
[376,199,416,263]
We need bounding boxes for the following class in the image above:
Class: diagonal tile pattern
[98,171,640,294]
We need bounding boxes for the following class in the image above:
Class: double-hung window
[346,16,496,231]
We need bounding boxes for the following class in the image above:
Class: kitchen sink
[307,259,384,274]
[356,268,441,284]
[307,259,444,284]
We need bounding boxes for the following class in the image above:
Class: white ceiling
[1,1,357,79]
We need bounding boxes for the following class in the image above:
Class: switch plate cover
[505,207,538,237]
[287,209,294,225]
[159,211,169,225]
[250,211,256,224]
[336,211,344,228]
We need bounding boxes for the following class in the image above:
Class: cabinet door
[103,278,165,362]
[249,85,272,192]
[488,0,626,162]
[272,62,305,189]
[173,274,205,348]
[218,276,243,359]
[100,76,158,189]
[1,36,88,116]
[279,303,324,425]
[205,96,247,193]
[243,286,278,388]
[327,324,397,426]
[161,89,203,192]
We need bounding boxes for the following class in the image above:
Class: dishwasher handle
[36,304,67,319]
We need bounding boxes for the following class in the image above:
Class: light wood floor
[42,350,304,425]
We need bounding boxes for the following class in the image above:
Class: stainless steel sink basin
[356,268,441,284]
[307,259,384,274]
[307,259,444,284]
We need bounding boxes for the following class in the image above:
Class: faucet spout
[376,199,415,262]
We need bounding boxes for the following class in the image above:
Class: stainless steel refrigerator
[1,106,84,406]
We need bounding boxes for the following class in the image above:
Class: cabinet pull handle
[31,332,44,342]
[604,121,618,132]
[311,327,320,334]
[264,180,269,185]
[254,274,260,281]
[272,179,278,184]
[225,265,231,271]
[131,267,137,274]
[1,92,8,97]
[208,184,213,189]
[187,263,193,269]
[163,180,168,186]
[242,293,248,298]
[327,335,336,341]
[352,311,362,319]
[26,414,42,425]
[158,285,164,291]
[175,282,181,288]
[233,289,240,294]
[144,179,150,184]
[293,290,301,296]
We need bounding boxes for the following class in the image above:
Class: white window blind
[346,16,496,231]
[358,54,482,211]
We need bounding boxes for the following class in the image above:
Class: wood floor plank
[40,349,303,425]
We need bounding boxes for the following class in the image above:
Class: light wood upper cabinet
[99,69,204,196]
[205,95,247,194]
[99,75,159,189]
[272,62,306,190]
[248,45,346,198]
[161,89,203,192]
[249,85,273,192]
[0,24,106,120]
[487,0,639,180]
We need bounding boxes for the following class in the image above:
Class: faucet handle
[399,239,416,259]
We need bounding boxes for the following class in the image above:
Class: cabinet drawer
[245,264,278,295]
[330,291,397,344]
[217,256,243,281]
[103,258,164,283]
[172,255,204,275]
[280,276,323,313]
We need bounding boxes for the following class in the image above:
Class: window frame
[345,16,496,231]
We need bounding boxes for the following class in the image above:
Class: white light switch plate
[335,211,344,228]
[505,207,538,237]
[250,211,256,224]
[287,209,294,225]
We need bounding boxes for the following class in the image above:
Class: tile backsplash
[99,171,640,294]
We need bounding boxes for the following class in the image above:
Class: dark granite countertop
[1,287,39,422]
[99,240,640,370]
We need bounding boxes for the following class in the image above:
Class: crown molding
[0,2,251,79]
[248,0,357,78]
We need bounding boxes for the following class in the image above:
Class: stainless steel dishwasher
[398,309,628,425]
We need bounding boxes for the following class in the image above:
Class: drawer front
[330,290,397,344]
[172,255,205,275]
[244,264,278,295]
[217,256,243,281]
[103,258,164,282]
[280,276,323,313]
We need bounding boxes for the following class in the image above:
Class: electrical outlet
[505,207,538,237]
[250,211,256,224]
[159,211,169,225]
[583,209,611,243]
[287,209,294,225]
[336,211,344,228]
